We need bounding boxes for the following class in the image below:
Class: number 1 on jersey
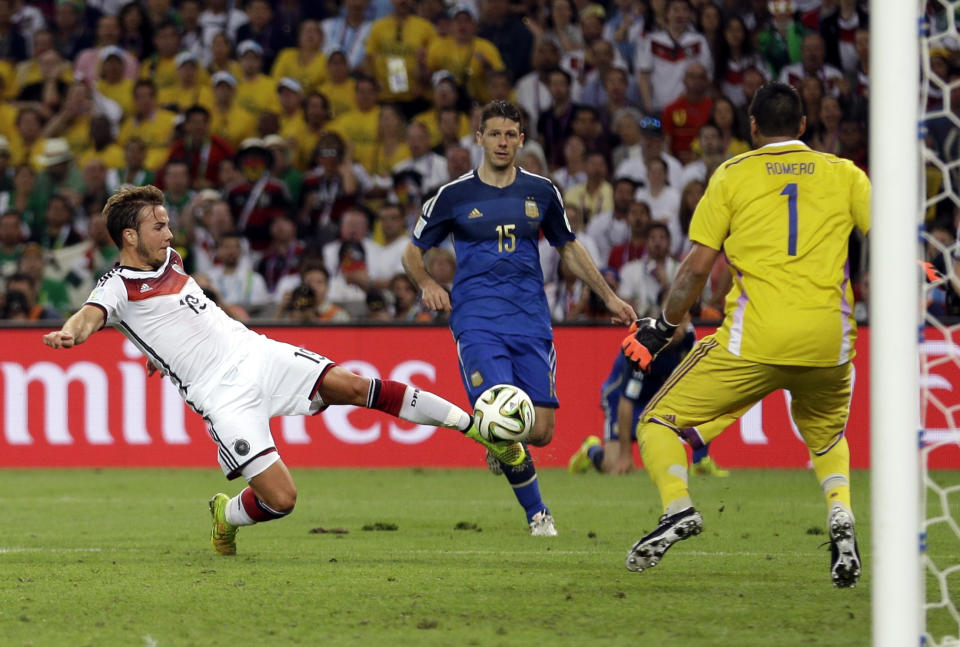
[780,183,798,256]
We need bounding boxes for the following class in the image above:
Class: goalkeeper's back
[688,88,871,368]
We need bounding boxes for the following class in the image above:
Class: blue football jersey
[412,168,575,339]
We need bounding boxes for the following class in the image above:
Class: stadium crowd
[0,0,950,323]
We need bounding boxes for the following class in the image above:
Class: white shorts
[201,336,335,480]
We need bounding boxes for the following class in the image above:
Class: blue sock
[692,443,710,464]
[588,444,604,471]
[500,446,547,522]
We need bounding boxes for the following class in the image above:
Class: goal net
[916,2,960,646]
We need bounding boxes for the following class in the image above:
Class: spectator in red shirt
[162,105,235,190]
[662,62,713,165]
[225,138,293,252]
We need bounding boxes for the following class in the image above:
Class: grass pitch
[0,468,956,646]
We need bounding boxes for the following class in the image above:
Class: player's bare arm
[557,239,637,324]
[662,243,720,325]
[401,241,451,313]
[42,304,106,349]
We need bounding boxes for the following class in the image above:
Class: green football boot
[209,492,238,556]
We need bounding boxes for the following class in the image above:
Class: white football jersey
[85,248,258,410]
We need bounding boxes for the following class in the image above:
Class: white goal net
[918,2,960,645]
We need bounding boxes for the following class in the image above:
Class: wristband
[655,313,679,334]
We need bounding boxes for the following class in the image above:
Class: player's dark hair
[479,100,523,133]
[103,185,165,248]
[749,81,804,138]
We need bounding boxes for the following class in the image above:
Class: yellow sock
[810,436,852,512]
[638,421,691,514]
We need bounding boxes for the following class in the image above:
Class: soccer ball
[473,384,535,443]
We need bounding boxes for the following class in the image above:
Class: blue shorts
[455,329,559,408]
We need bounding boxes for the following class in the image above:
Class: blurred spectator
[0,164,43,232]
[209,71,257,149]
[206,231,270,317]
[199,0,249,50]
[565,151,613,224]
[40,81,97,156]
[365,0,436,115]
[327,76,379,168]
[611,107,644,170]
[257,213,303,296]
[369,200,409,288]
[607,199,652,271]
[413,71,470,149]
[679,121,729,187]
[364,287,391,321]
[17,243,70,315]
[235,39,281,116]
[235,0,285,71]
[596,65,634,135]
[634,157,682,253]
[838,112,867,174]
[118,80,177,171]
[586,176,635,265]
[9,106,43,168]
[179,0,205,62]
[190,196,234,274]
[427,4,504,104]
[618,221,677,318]
[662,62,713,164]
[539,203,602,283]
[162,105,235,190]
[206,30,241,79]
[79,114,126,173]
[0,1,27,63]
[276,262,350,323]
[635,0,712,115]
[275,77,307,146]
[820,0,867,76]
[423,245,455,292]
[298,90,337,170]
[321,0,372,72]
[852,27,868,98]
[118,1,154,61]
[389,272,432,322]
[33,138,84,211]
[140,20,181,95]
[700,95,750,158]
[578,40,632,109]
[226,138,291,252]
[715,14,770,107]
[515,37,559,137]
[779,32,844,97]
[76,209,117,284]
[158,51,214,114]
[546,257,589,321]
[615,117,683,191]
[0,134,12,192]
[322,207,377,309]
[551,134,586,191]
[810,94,842,155]
[445,143,473,179]
[31,193,82,249]
[300,130,363,243]
[696,1,722,59]
[118,136,154,186]
[80,157,111,217]
[477,0,532,79]
[264,133,302,204]
[676,178,705,258]
[3,269,61,319]
[0,209,24,279]
[11,0,45,54]
[537,67,580,169]
[371,102,410,180]
[569,104,612,161]
[319,50,358,120]
[52,0,93,60]
[271,20,327,96]
[17,47,71,118]
[756,0,806,76]
[161,159,194,226]
[392,120,447,197]
[75,15,138,84]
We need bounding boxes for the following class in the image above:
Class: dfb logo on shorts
[234,439,250,456]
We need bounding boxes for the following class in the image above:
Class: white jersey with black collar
[85,247,256,410]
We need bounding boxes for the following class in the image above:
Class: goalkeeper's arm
[622,243,719,370]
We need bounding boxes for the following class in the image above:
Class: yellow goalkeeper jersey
[689,140,871,367]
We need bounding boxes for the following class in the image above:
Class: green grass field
[0,468,957,646]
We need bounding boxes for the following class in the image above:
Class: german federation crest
[524,197,539,219]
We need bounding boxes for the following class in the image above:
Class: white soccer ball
[473,384,535,443]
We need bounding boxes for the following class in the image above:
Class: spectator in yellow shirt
[235,40,282,116]
[95,46,134,118]
[78,115,125,170]
[364,0,435,115]
[413,71,471,148]
[327,75,380,174]
[117,79,177,171]
[158,51,215,114]
[9,107,45,170]
[271,20,328,96]
[318,50,357,120]
[209,72,258,149]
[139,21,182,95]
[277,77,308,152]
[426,4,505,104]
[296,92,334,172]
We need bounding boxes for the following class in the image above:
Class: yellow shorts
[641,335,853,455]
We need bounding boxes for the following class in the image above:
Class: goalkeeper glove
[920,260,947,290]
[621,313,678,372]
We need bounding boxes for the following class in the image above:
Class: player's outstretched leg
[493,448,557,536]
[209,493,238,555]
[625,506,703,572]
[568,435,602,473]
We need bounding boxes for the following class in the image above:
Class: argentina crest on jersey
[524,196,539,219]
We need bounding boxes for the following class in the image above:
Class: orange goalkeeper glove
[921,260,947,290]
[621,314,678,372]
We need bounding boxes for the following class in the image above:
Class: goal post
[869,1,922,646]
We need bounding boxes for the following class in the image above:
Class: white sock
[225,492,256,526]
[398,386,472,431]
